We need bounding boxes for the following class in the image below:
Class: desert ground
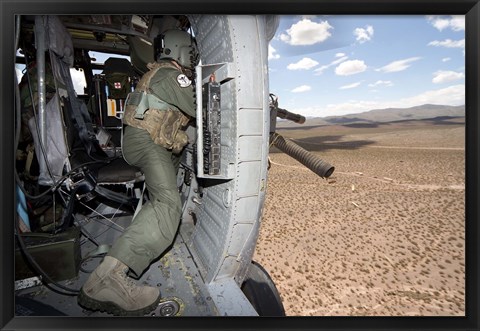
[253,118,465,316]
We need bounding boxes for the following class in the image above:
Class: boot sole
[77,289,161,316]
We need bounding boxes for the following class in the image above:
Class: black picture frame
[1,1,478,330]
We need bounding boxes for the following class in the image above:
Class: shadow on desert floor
[255,120,465,317]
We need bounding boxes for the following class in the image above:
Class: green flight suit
[108,60,195,276]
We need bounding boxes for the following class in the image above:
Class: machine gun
[269,94,335,179]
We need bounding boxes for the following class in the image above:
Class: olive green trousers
[108,125,181,276]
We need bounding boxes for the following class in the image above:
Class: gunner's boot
[78,256,161,316]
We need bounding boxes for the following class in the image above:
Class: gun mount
[269,94,335,179]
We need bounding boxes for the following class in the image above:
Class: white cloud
[427,15,465,31]
[291,85,312,93]
[376,57,422,73]
[323,100,383,116]
[404,84,464,106]
[331,56,349,66]
[368,80,393,87]
[354,25,374,43]
[428,16,450,31]
[432,70,465,84]
[287,57,319,70]
[280,19,333,46]
[314,55,349,75]
[268,45,280,60]
[314,65,330,75]
[340,81,363,90]
[428,39,465,48]
[442,57,451,62]
[289,84,464,117]
[335,60,367,76]
[449,16,466,31]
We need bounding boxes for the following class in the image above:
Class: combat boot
[78,256,161,316]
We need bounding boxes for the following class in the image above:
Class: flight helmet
[154,29,199,70]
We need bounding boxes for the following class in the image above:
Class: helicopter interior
[15,14,207,317]
[14,14,291,317]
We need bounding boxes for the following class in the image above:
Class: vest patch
[177,74,192,88]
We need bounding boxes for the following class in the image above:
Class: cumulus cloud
[340,81,363,90]
[368,80,393,87]
[287,57,319,70]
[280,19,333,46]
[354,25,374,43]
[335,60,367,76]
[268,45,280,60]
[376,57,422,73]
[432,70,465,84]
[442,57,451,62]
[428,39,465,48]
[289,84,464,117]
[427,15,465,31]
[449,16,466,31]
[291,85,312,93]
[405,84,464,106]
[335,53,346,58]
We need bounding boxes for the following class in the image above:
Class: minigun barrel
[276,107,306,124]
[271,133,335,178]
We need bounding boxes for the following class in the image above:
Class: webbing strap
[126,61,180,119]
[126,91,175,119]
[55,55,98,156]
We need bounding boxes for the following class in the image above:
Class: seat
[42,23,143,230]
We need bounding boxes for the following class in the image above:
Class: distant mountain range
[277,104,465,127]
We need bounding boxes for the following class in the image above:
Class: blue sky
[268,15,465,117]
[16,15,465,119]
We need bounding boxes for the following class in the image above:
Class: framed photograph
[2,1,478,330]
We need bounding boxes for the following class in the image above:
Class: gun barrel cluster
[271,133,335,179]
[276,107,306,124]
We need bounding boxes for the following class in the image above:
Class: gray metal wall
[186,15,272,288]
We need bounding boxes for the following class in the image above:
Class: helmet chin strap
[169,60,182,70]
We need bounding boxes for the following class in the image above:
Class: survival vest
[124,62,191,154]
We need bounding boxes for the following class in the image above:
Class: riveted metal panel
[188,15,237,280]
[227,223,254,256]
[239,136,263,162]
[187,15,271,287]
[238,108,264,137]
[207,278,258,316]
[235,196,263,224]
[237,161,262,198]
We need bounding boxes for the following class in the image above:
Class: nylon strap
[126,91,176,119]
[53,52,98,156]
[125,61,179,119]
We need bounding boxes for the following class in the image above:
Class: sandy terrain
[253,119,465,316]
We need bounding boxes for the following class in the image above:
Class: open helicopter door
[15,14,285,317]
[176,15,285,315]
